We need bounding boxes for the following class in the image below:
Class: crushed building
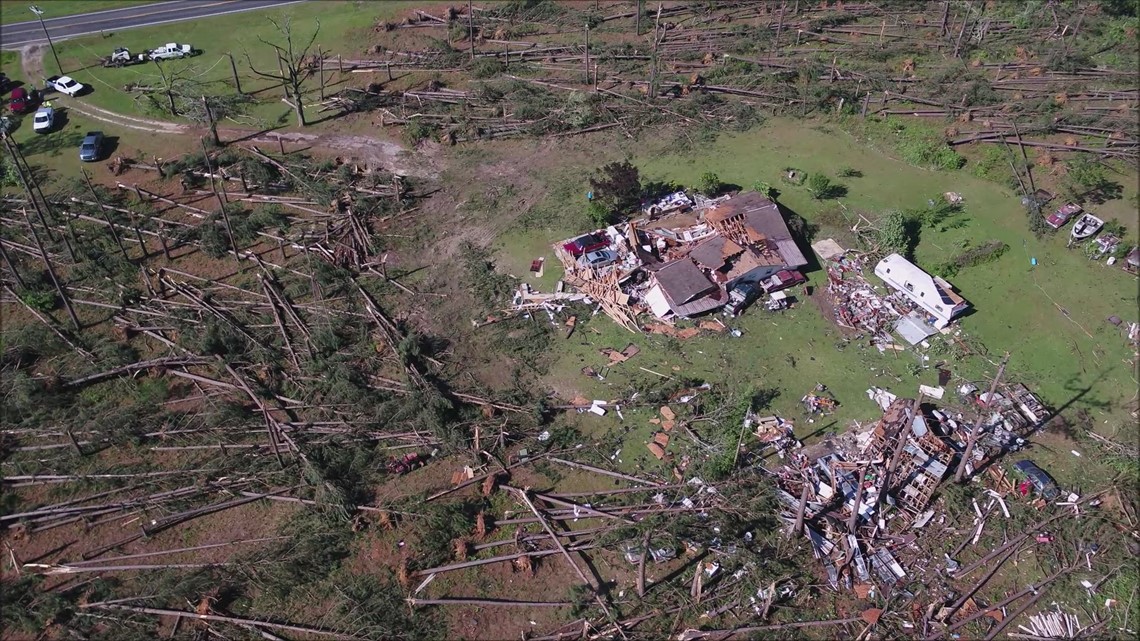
[768,380,1049,594]
[550,191,810,327]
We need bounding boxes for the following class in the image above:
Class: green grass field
[487,118,1137,482]
[32,1,432,128]
[0,1,150,26]
[635,120,1139,425]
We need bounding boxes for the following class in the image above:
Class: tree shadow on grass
[306,108,352,127]
[18,127,84,158]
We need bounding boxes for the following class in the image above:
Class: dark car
[761,269,806,294]
[1011,460,1060,501]
[562,233,610,258]
[9,86,37,114]
[79,131,105,162]
[0,73,11,94]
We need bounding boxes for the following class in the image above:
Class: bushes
[971,146,1018,189]
[471,58,504,79]
[752,180,776,199]
[586,200,611,226]
[18,289,56,313]
[934,240,1009,278]
[460,243,515,307]
[1024,200,1052,237]
[865,117,965,171]
[806,173,846,200]
[403,121,438,146]
[913,194,963,230]
[697,171,722,195]
[896,130,965,170]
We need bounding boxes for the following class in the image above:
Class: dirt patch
[809,283,859,336]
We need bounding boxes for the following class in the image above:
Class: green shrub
[586,200,611,226]
[806,173,845,200]
[18,290,56,313]
[697,171,722,195]
[471,57,504,79]
[1102,218,1127,238]
[866,117,965,171]
[403,121,438,146]
[752,181,776,199]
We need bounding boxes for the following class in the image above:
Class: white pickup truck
[147,43,197,60]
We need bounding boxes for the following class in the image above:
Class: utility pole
[29,6,63,74]
[955,353,1011,483]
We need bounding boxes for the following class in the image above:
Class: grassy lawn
[1,49,21,80]
[0,1,150,26]
[5,103,185,184]
[636,119,1139,432]
[36,1,435,127]
[485,118,1137,481]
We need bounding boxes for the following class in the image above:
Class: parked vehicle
[147,43,197,60]
[1045,203,1081,229]
[103,47,147,67]
[9,86,37,114]
[0,73,12,94]
[79,131,105,162]
[32,106,54,133]
[580,249,619,268]
[724,282,761,317]
[46,75,85,96]
[562,233,610,258]
[761,269,806,294]
[1070,213,1104,242]
[1011,459,1060,501]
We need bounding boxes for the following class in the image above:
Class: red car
[562,233,610,258]
[761,269,806,294]
[1045,203,1081,229]
[9,87,37,114]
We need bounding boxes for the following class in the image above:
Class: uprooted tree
[245,17,320,127]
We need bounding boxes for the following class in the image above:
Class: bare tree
[245,17,320,127]
[140,61,205,118]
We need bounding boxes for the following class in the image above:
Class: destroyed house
[866,398,953,515]
[699,192,809,287]
[644,257,725,319]
[874,253,968,329]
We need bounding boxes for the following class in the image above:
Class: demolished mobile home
[768,380,1050,593]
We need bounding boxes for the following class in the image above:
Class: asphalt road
[1,0,306,50]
